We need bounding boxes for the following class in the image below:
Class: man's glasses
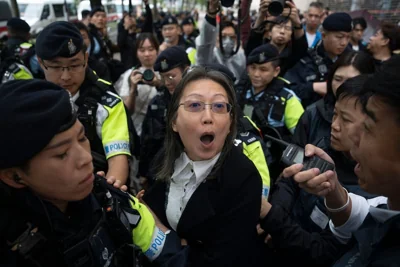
[42,57,86,74]
[179,100,232,114]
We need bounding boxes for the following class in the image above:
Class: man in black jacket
[284,12,352,107]
[261,57,400,266]
[245,0,308,76]
[348,17,367,52]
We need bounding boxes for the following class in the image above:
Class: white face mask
[222,37,235,56]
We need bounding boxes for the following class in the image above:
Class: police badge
[168,17,173,24]
[259,52,266,63]
[68,39,76,55]
[161,60,169,71]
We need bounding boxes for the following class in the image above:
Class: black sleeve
[142,4,154,33]
[117,28,129,49]
[262,177,350,266]
[261,202,349,266]
[286,34,309,71]
[292,111,310,147]
[244,29,265,57]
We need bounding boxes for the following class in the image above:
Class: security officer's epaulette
[277,76,291,85]
[82,69,121,108]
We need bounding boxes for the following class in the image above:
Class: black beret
[154,46,190,73]
[323,12,353,33]
[36,21,83,60]
[7,17,30,33]
[202,63,236,83]
[161,15,178,27]
[181,17,195,26]
[0,79,76,169]
[90,6,106,17]
[247,44,280,65]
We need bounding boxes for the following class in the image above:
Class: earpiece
[13,174,24,185]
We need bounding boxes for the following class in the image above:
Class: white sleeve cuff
[329,193,370,244]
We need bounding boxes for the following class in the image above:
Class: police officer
[88,6,117,62]
[236,44,304,139]
[159,15,197,65]
[139,46,190,187]
[236,44,304,180]
[0,79,184,267]
[36,21,131,185]
[181,16,199,46]
[0,18,33,82]
[284,12,352,107]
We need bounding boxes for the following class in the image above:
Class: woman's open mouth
[200,133,215,146]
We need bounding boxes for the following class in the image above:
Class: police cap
[247,44,280,65]
[36,21,83,60]
[322,12,353,33]
[154,46,190,73]
[161,15,178,27]
[0,79,76,169]
[181,17,195,26]
[90,6,106,17]
[7,18,30,33]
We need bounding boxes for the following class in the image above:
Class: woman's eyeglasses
[179,101,232,114]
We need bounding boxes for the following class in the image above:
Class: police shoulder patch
[100,92,121,108]
[8,63,20,74]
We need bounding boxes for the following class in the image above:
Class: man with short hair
[281,56,400,266]
[246,0,308,76]
[88,6,119,62]
[367,22,400,67]
[304,2,323,48]
[285,12,352,107]
[349,17,367,51]
[36,21,132,185]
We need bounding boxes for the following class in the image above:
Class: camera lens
[268,0,284,16]
[142,69,154,82]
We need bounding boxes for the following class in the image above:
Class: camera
[268,0,291,16]
[142,69,154,82]
[220,0,235,7]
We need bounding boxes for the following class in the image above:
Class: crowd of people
[1,0,400,266]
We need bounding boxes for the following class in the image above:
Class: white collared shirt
[166,152,220,231]
[71,91,80,111]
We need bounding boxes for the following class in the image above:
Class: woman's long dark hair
[156,67,238,182]
[324,51,375,108]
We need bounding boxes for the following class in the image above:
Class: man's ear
[0,169,26,189]
[37,56,45,70]
[274,66,281,77]
[321,30,327,40]
[381,37,390,48]
[85,51,89,65]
